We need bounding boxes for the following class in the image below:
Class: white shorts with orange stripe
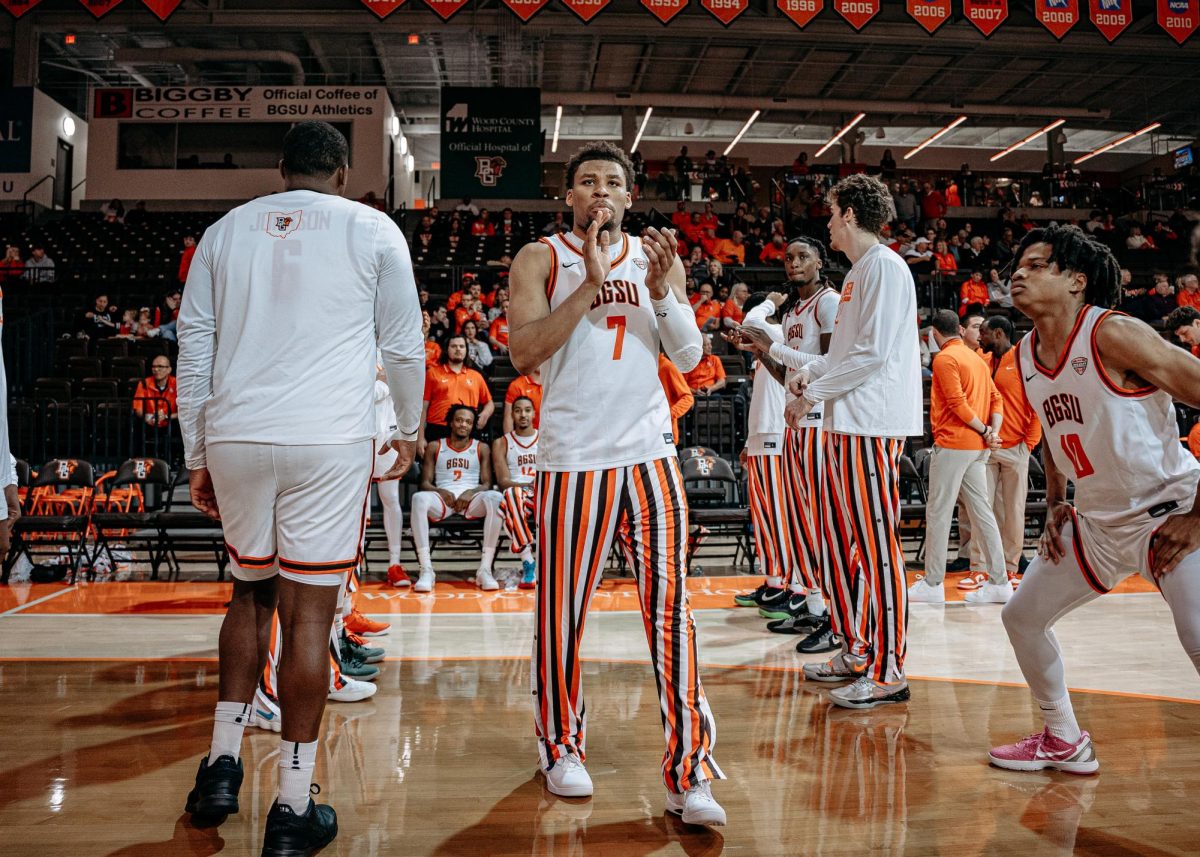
[208,440,374,587]
[745,453,791,583]
[781,426,826,592]
[532,456,723,793]
[502,484,535,553]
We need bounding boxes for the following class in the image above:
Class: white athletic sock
[806,589,827,615]
[766,576,784,589]
[417,547,433,573]
[389,546,402,566]
[789,582,805,595]
[278,739,318,813]
[480,546,496,570]
[1037,695,1082,743]
[519,546,533,563]
[209,701,251,763]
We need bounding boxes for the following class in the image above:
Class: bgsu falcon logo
[1072,356,1088,375]
[265,211,303,239]
[475,157,507,187]
[56,460,79,480]
[633,256,647,270]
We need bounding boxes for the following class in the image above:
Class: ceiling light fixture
[551,104,562,154]
[724,110,761,156]
[631,106,653,153]
[815,112,866,159]
[989,118,1066,163]
[1073,122,1163,165]
[903,115,968,160]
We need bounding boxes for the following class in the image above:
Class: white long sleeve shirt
[802,243,923,439]
[741,302,786,455]
[177,189,426,468]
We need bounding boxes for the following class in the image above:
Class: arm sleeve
[654,294,704,373]
[374,218,427,443]
[768,342,823,371]
[741,302,784,344]
[176,235,217,469]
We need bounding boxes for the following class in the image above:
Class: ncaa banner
[1089,0,1133,41]
[440,88,541,199]
[833,0,879,29]
[360,0,407,18]
[424,0,469,18]
[141,0,182,19]
[777,0,821,27]
[907,0,950,33]
[560,0,610,21]
[1159,0,1200,43]
[701,0,749,25]
[0,0,43,18]
[502,0,551,20]
[963,0,1007,35]
[642,0,687,23]
[1035,0,1079,38]
[79,0,123,16]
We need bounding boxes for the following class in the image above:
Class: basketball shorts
[419,489,502,522]
[1068,502,1190,593]
[207,439,374,586]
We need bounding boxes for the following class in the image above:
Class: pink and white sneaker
[988,728,1099,775]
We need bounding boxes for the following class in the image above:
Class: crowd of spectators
[0,243,56,284]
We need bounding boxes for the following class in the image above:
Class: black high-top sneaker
[185,754,243,816]
[260,787,338,857]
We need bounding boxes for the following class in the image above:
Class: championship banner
[907,0,950,32]
[642,0,687,23]
[701,0,749,25]
[1159,0,1200,43]
[1035,0,1079,38]
[778,0,822,28]
[424,0,468,18]
[440,88,541,199]
[560,0,610,22]
[0,0,43,18]
[963,0,1007,35]
[0,88,33,173]
[79,0,123,17]
[360,0,408,18]
[141,0,182,20]
[833,0,879,28]
[1089,0,1133,41]
[502,0,551,21]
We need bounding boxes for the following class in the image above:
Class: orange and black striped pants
[782,426,828,593]
[821,433,909,683]
[532,457,723,793]
[745,452,793,584]
[502,485,536,553]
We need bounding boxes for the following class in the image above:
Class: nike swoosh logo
[256,708,275,720]
[562,261,579,268]
[1024,373,1037,382]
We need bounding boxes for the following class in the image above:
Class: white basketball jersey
[780,287,839,420]
[434,438,483,498]
[1017,306,1199,526]
[536,231,675,471]
[505,430,539,486]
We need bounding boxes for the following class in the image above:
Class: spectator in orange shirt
[693,283,722,332]
[1166,306,1200,358]
[421,334,495,448]
[455,298,486,334]
[684,336,726,396]
[699,227,720,259]
[657,352,694,444]
[488,297,510,354]
[713,231,746,266]
[721,282,749,329]
[470,209,496,237]
[759,235,787,265]
[133,356,179,429]
[932,240,957,275]
[1189,420,1200,460]
[503,368,543,433]
[699,202,719,232]
[671,201,691,233]
[178,235,196,284]
[680,212,705,245]
[1177,274,1200,309]
[959,270,989,317]
[422,311,442,367]
[446,277,481,312]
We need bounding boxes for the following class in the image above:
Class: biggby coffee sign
[92,86,385,121]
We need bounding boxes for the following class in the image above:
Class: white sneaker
[907,578,946,603]
[414,569,436,593]
[665,780,726,827]
[542,754,593,798]
[965,580,1013,603]
[327,677,378,703]
[251,686,281,733]
[476,567,499,591]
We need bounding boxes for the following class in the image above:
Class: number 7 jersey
[536,231,676,471]
[1017,305,1199,526]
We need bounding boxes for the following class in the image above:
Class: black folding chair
[90,457,172,578]
[9,459,96,582]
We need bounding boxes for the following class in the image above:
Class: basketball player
[373,362,411,588]
[494,395,539,589]
[177,122,423,855]
[787,173,923,709]
[409,404,504,593]
[736,238,839,653]
[989,225,1200,773]
[509,141,725,825]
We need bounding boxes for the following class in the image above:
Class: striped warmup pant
[502,485,536,554]
[821,433,909,683]
[745,452,793,584]
[782,425,828,593]
[531,456,723,793]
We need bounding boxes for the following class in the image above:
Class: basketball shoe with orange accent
[387,564,411,588]
[957,571,987,591]
[344,609,389,637]
[989,728,1099,774]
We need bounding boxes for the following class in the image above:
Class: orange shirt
[694,299,721,330]
[759,243,786,264]
[446,289,467,311]
[933,252,957,273]
[684,354,726,391]
[424,340,441,367]
[423,363,492,426]
[959,279,989,313]
[132,375,178,428]
[991,347,1042,450]
[930,338,1002,451]
[658,354,693,444]
[720,299,745,327]
[454,307,484,333]
[1177,289,1200,310]
[504,374,543,428]
[713,239,744,265]
[489,315,509,348]
[1189,423,1200,459]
